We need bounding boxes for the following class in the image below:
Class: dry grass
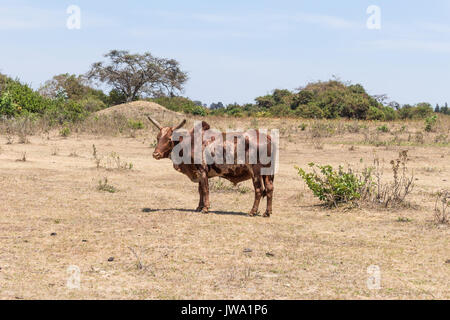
[0,114,449,299]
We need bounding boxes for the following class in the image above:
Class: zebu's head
[147,115,186,160]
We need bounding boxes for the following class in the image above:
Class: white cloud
[0,6,61,30]
[420,22,450,34]
[153,10,358,30]
[0,5,116,30]
[291,12,358,29]
[364,39,450,53]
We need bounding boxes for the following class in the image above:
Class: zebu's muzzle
[153,152,163,160]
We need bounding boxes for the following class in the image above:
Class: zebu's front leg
[199,171,210,214]
[196,182,205,212]
[263,175,274,217]
[249,168,263,216]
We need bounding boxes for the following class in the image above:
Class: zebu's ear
[201,121,210,131]
[146,115,162,130]
[173,119,186,131]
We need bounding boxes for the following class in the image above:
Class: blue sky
[1,0,449,106]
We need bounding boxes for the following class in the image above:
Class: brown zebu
[147,116,276,217]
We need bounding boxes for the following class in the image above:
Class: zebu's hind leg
[263,175,274,217]
[196,182,205,212]
[249,168,263,216]
[199,171,210,214]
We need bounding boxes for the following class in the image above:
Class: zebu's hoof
[201,207,209,214]
[195,206,204,212]
[263,211,271,218]
[248,210,258,217]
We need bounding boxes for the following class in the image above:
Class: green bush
[367,106,385,120]
[295,163,365,207]
[294,103,324,119]
[79,96,107,113]
[413,103,434,119]
[60,127,71,137]
[44,100,88,125]
[150,96,208,116]
[382,106,398,121]
[377,124,389,133]
[128,119,144,130]
[424,115,437,132]
[399,103,433,119]
[0,77,51,116]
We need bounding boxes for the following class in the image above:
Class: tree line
[0,50,447,123]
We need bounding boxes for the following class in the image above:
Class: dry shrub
[434,190,449,224]
[75,114,133,136]
[370,150,414,208]
[346,121,360,133]
[91,144,133,171]
[309,121,335,149]
[97,177,118,193]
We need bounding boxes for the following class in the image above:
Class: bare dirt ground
[0,116,449,299]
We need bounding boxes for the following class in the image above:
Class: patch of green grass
[128,119,144,130]
[97,177,118,193]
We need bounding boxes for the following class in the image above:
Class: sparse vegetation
[296,151,415,209]
[377,124,389,133]
[97,177,117,193]
[371,151,414,208]
[91,144,133,170]
[0,115,449,300]
[210,178,251,194]
[424,115,437,132]
[434,190,449,224]
[60,127,71,137]
[16,152,27,162]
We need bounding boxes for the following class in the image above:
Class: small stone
[82,240,87,242]
[445,259,450,264]
[108,257,114,262]
[266,252,274,257]
[243,248,252,253]
[50,232,57,236]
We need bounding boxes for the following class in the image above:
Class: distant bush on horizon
[0,74,441,123]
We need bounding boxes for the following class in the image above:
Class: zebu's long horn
[146,115,162,130]
[173,119,186,131]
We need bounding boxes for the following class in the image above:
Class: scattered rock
[108,257,114,262]
[50,232,57,236]
[266,252,274,257]
[243,248,252,253]
[445,259,450,264]
[82,240,87,242]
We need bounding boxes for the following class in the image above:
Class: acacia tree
[86,50,188,102]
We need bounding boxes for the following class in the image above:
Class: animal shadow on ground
[141,207,248,216]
